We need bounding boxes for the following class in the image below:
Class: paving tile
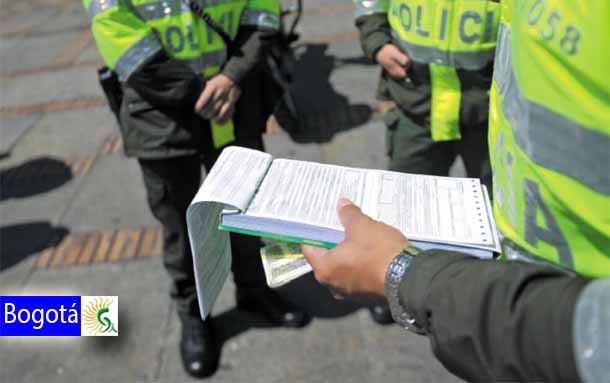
[0,32,77,74]
[0,108,116,167]
[60,155,156,232]
[0,260,171,383]
[1,65,102,109]
[0,114,42,157]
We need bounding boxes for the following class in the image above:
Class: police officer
[353,0,498,184]
[304,0,610,380]
[84,0,308,377]
[352,0,499,324]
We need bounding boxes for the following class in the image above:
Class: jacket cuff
[398,250,468,331]
[221,27,271,85]
[355,13,393,61]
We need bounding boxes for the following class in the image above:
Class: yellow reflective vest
[84,0,280,147]
[489,0,610,277]
[354,0,501,141]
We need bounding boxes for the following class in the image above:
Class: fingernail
[337,198,352,209]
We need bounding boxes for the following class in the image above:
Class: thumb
[301,245,327,270]
[337,198,364,232]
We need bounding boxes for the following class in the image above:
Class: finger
[229,86,242,103]
[204,96,224,120]
[393,51,409,66]
[336,198,364,231]
[214,102,233,125]
[388,62,407,78]
[301,245,327,271]
[212,97,225,116]
[201,103,215,119]
[195,84,214,112]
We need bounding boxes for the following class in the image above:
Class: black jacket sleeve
[399,250,587,382]
[126,50,203,112]
[125,26,273,110]
[355,13,393,61]
[221,27,276,85]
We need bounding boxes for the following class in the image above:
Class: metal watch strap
[384,249,426,334]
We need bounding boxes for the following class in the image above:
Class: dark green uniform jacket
[356,14,493,129]
[401,250,586,382]
[120,27,274,159]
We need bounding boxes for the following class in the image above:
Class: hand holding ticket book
[186,146,500,319]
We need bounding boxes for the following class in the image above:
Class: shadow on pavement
[213,273,385,346]
[277,43,375,143]
[0,157,73,201]
[0,222,68,271]
[0,157,73,271]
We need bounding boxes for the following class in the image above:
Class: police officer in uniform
[352,0,499,324]
[84,0,308,377]
[304,0,610,381]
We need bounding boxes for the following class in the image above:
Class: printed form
[187,147,272,319]
[246,160,497,249]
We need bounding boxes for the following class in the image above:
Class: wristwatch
[384,245,426,334]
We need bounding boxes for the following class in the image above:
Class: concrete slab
[320,120,387,169]
[0,157,79,225]
[76,44,102,64]
[297,3,356,43]
[0,6,60,36]
[264,132,325,162]
[36,2,89,36]
[2,64,102,109]
[0,254,37,295]
[60,155,156,232]
[1,108,116,167]
[0,114,42,157]
[0,32,77,74]
[0,259,172,383]
[329,59,381,107]
[159,272,458,383]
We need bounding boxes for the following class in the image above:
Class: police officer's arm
[195,0,280,122]
[302,199,608,382]
[400,251,587,382]
[221,27,275,85]
[353,2,407,78]
[353,2,392,61]
[84,0,203,111]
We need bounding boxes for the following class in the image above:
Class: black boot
[236,287,310,328]
[369,304,394,325]
[179,318,219,378]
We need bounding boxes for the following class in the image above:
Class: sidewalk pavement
[0,1,463,382]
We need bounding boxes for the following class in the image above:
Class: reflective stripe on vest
[132,0,279,28]
[429,63,462,141]
[353,0,389,18]
[385,0,499,142]
[490,1,610,277]
[388,0,500,70]
[87,0,279,80]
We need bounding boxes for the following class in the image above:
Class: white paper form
[246,159,369,229]
[362,170,499,251]
[186,147,272,319]
[247,160,499,252]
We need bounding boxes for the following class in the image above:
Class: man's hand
[375,44,409,79]
[302,198,409,298]
[195,74,241,124]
